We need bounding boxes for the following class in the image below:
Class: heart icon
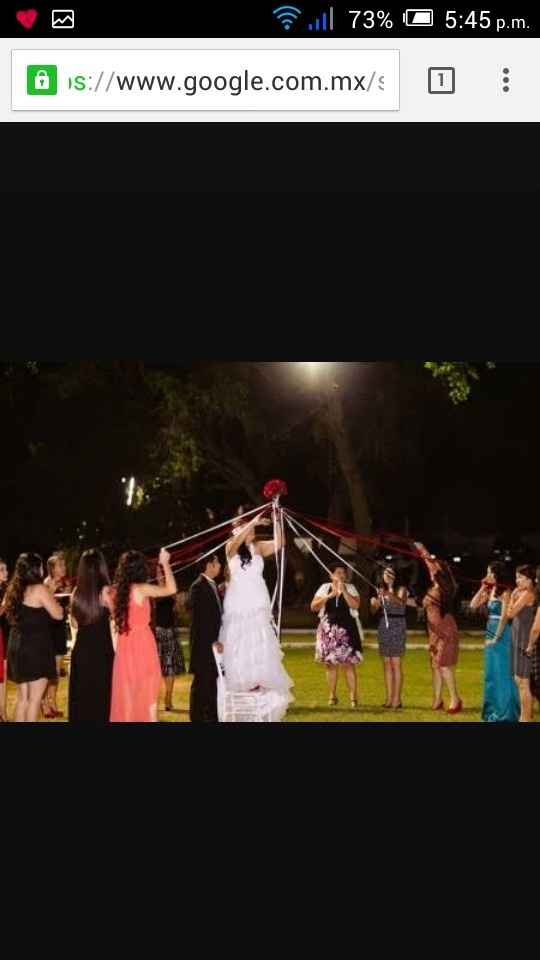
[16,9,39,30]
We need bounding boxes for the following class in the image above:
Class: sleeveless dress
[482,598,520,723]
[314,583,363,665]
[110,592,162,722]
[69,609,114,723]
[423,588,459,668]
[511,602,536,680]
[50,594,69,657]
[219,544,294,722]
[155,596,185,677]
[8,605,56,683]
[377,593,407,658]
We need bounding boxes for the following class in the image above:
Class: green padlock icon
[27,65,58,96]
[35,69,50,90]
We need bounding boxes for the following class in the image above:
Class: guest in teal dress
[471,562,520,723]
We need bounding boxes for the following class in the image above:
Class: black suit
[186,575,222,723]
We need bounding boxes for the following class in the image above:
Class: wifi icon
[273,5,303,31]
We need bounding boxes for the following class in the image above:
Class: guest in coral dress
[110,548,176,723]
[416,543,462,715]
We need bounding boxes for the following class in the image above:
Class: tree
[424,362,495,404]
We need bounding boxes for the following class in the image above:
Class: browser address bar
[12,49,400,111]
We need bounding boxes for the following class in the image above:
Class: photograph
[1,359,538,724]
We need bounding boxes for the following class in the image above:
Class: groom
[186,554,223,723]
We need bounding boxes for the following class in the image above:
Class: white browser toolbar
[4,38,540,120]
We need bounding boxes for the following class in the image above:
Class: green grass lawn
[5,636,537,723]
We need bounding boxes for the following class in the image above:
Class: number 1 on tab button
[428,67,455,94]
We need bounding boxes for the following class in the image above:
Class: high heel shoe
[41,703,55,719]
[350,700,358,709]
[328,696,338,707]
[447,699,463,715]
[432,701,445,711]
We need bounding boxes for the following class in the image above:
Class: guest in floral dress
[311,563,363,710]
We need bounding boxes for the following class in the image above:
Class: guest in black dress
[43,553,71,718]
[2,553,63,722]
[154,570,185,712]
[68,549,115,723]
[0,558,9,722]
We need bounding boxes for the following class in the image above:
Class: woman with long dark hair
[471,562,519,723]
[68,549,115,723]
[371,565,408,710]
[1,553,63,722]
[154,566,185,712]
[43,552,71,718]
[110,548,176,722]
[0,558,9,722]
[526,566,540,710]
[219,514,294,721]
[416,543,462,714]
[507,564,536,723]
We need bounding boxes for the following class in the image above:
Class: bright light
[453,557,462,563]
[300,362,321,374]
[126,476,135,507]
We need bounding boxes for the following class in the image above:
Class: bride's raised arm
[256,517,285,558]
[226,512,267,559]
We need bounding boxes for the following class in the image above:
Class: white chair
[214,648,273,723]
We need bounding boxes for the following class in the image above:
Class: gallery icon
[52,9,75,29]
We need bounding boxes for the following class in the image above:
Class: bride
[219,511,294,722]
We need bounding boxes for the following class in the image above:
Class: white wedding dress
[219,544,294,722]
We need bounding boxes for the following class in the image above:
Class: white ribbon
[285,514,332,578]
[284,511,387,628]
[276,505,286,640]
[161,502,269,553]
[167,531,233,576]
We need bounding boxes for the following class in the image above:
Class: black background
[3,2,538,37]
[1,124,539,192]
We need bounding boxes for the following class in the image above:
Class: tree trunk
[324,381,372,536]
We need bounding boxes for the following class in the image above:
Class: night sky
[1,361,538,565]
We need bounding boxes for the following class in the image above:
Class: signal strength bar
[307,6,334,31]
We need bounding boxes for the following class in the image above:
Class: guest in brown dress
[416,543,462,715]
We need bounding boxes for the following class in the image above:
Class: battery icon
[403,9,434,26]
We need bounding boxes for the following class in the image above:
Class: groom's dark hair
[199,554,218,574]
